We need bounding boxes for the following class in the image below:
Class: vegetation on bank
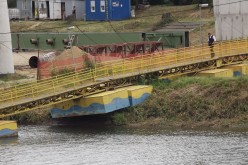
[0,73,28,82]
[112,76,248,129]
[5,3,241,129]
[6,76,248,130]
[5,108,52,124]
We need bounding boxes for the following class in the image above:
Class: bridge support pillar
[222,63,248,76]
[50,85,153,118]
[197,69,233,78]
[216,59,222,68]
[0,121,18,138]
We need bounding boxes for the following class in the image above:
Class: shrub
[112,112,127,125]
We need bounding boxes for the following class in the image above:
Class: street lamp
[199,4,208,44]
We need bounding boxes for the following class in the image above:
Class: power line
[107,21,128,43]
[75,25,99,45]
[214,0,248,7]
[0,42,12,50]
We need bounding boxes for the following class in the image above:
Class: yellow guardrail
[1,39,248,111]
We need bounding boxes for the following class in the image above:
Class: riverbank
[112,76,248,130]
[5,76,248,131]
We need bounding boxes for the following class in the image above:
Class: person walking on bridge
[208,33,216,58]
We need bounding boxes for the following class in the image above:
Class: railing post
[90,68,94,82]
[54,76,57,94]
[11,92,13,106]
[15,85,17,100]
[141,55,143,73]
[122,60,125,74]
[105,65,108,76]
[73,74,76,90]
[111,64,114,77]
[94,63,97,79]
[229,40,232,56]
[131,57,134,75]
[159,52,162,67]
[31,84,34,99]
[150,54,152,71]
[246,38,248,53]
[183,48,186,64]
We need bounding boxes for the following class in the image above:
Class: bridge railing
[1,39,248,109]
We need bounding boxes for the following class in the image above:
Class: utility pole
[199,4,209,44]
[67,26,76,71]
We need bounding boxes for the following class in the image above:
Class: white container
[8,8,20,20]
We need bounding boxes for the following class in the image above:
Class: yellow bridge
[1,39,248,118]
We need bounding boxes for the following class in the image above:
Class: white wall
[50,0,85,20]
[214,0,248,41]
[16,0,85,20]
[16,0,32,19]
[50,1,62,19]
[38,1,48,18]
[65,0,85,20]
[0,0,14,74]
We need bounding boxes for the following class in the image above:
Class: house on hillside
[15,0,131,21]
[85,0,131,21]
[16,0,85,20]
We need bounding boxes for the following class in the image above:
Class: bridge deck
[1,39,248,118]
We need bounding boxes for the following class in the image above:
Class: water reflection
[0,136,18,145]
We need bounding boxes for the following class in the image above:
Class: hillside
[10,5,214,46]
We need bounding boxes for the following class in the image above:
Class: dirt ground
[13,51,41,80]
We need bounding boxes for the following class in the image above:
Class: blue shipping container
[86,0,131,21]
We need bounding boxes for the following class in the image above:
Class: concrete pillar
[0,0,14,74]
[214,0,248,41]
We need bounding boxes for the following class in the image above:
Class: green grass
[0,73,29,82]
[111,76,248,128]
[10,5,214,34]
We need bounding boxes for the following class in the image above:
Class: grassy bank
[112,76,248,129]
[5,76,248,130]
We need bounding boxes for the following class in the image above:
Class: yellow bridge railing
[1,39,248,117]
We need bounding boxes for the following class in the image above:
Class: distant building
[85,0,131,21]
[15,0,131,21]
[214,0,248,41]
[16,0,85,20]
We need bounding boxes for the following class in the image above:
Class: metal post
[68,26,76,71]
[37,48,40,80]
[200,6,202,44]
[199,4,208,45]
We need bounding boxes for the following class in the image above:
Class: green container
[11,31,188,51]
